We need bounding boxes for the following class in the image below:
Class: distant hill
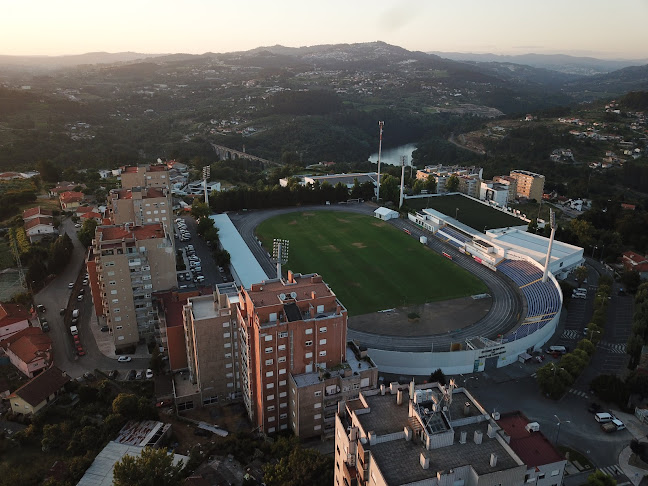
[0,51,167,70]
[430,51,648,76]
[563,64,648,99]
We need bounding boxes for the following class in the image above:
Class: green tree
[569,219,595,248]
[77,219,98,247]
[112,393,140,418]
[196,217,215,236]
[264,446,333,486]
[149,347,164,374]
[190,198,211,220]
[424,175,437,193]
[574,265,589,286]
[379,175,400,205]
[113,446,184,486]
[576,339,596,356]
[627,334,644,369]
[445,174,460,192]
[587,469,617,486]
[622,271,642,294]
[536,363,573,399]
[430,368,447,385]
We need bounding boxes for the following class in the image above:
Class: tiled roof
[10,366,69,407]
[97,223,165,242]
[22,207,53,220]
[25,217,55,231]
[0,303,30,324]
[497,412,564,467]
[0,327,52,365]
[60,191,85,203]
[80,212,102,220]
[76,206,96,214]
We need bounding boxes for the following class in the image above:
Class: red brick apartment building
[235,271,377,437]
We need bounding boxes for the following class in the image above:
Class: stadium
[213,196,584,376]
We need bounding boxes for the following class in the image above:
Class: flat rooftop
[189,294,222,320]
[497,412,564,467]
[369,420,521,485]
[357,393,410,436]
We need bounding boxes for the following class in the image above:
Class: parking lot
[174,215,233,288]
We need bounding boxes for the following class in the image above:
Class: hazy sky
[3,0,647,59]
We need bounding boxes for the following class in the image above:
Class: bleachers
[437,226,472,244]
[498,258,562,343]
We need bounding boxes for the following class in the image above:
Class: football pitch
[406,194,525,231]
[255,211,488,316]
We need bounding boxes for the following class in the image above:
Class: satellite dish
[279,293,286,301]
[290,291,297,299]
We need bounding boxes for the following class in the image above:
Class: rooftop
[25,217,55,230]
[10,366,69,406]
[22,206,52,220]
[357,393,410,436]
[154,288,213,328]
[97,223,166,242]
[114,420,171,447]
[497,412,564,467]
[111,187,166,199]
[0,327,51,364]
[0,303,30,324]
[246,273,337,310]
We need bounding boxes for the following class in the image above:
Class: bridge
[210,143,278,167]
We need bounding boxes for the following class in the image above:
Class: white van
[612,418,625,430]
[547,345,567,354]
[595,412,613,423]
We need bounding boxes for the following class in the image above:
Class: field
[406,194,525,231]
[256,211,487,316]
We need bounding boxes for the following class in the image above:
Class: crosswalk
[599,465,624,477]
[568,388,589,399]
[562,329,582,340]
[598,341,627,354]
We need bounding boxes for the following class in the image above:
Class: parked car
[37,304,46,313]
[59,308,66,316]
[135,370,144,380]
[101,325,109,332]
[127,369,137,380]
[68,282,74,289]
[41,322,50,332]
[77,294,83,301]
[76,346,85,356]
[72,309,80,318]
[108,369,119,379]
[145,369,154,379]
[118,356,132,363]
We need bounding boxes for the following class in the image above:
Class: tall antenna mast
[399,155,407,209]
[376,121,384,202]
[272,238,290,279]
[202,166,211,205]
[542,209,556,283]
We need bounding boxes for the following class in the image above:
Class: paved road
[230,203,523,352]
[33,217,149,378]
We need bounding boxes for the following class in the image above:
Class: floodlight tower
[202,166,211,205]
[399,155,407,209]
[376,121,384,202]
[272,238,290,279]
[542,209,556,283]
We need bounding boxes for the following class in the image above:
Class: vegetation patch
[256,211,487,315]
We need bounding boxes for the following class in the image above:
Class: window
[305,352,312,359]
[224,332,231,338]
[268,416,275,422]
[279,391,287,398]
[319,350,327,357]
[266,371,273,377]
[107,271,115,276]
[314,425,321,430]
[267,383,274,389]
[113,308,120,313]
[305,328,313,335]
[278,356,286,363]
[305,340,312,346]
[267,394,275,400]
[224,343,231,348]
[114,316,121,322]
[265,359,273,365]
[319,326,327,333]
[278,331,288,338]
[267,405,275,411]
[115,325,123,330]
[314,391,322,397]
[109,280,116,285]
[110,290,117,295]
[314,403,321,409]
[278,344,286,351]
[222,322,230,328]
[280,413,287,419]
[225,363,232,368]
[551,471,560,477]
[279,380,286,386]
[265,347,273,353]
[319,339,327,345]
[225,353,231,358]
[265,335,272,341]
[314,413,321,419]
[280,402,287,408]
[279,368,286,375]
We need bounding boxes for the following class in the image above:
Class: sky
[3,0,648,59]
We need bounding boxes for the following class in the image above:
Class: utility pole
[399,155,407,209]
[376,121,384,203]
[202,166,211,205]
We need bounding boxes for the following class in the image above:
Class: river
[368,142,418,167]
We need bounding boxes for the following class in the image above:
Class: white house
[24,217,57,243]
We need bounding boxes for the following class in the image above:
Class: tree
[445,174,460,192]
[77,219,98,247]
[113,446,184,486]
[264,446,333,486]
[574,266,589,286]
[536,363,573,399]
[379,175,400,205]
[149,347,164,374]
[112,393,140,418]
[430,368,446,385]
[587,469,617,486]
[621,271,642,294]
[627,334,644,369]
[569,219,595,248]
[190,198,210,220]
[424,175,437,193]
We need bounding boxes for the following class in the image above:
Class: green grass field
[256,211,487,316]
[406,194,525,231]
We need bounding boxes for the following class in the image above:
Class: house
[59,191,85,210]
[22,206,53,222]
[24,217,58,242]
[0,327,53,378]
[0,303,32,341]
[621,203,636,211]
[80,211,103,223]
[9,366,69,415]
[75,206,98,218]
[49,181,85,197]
[622,251,648,278]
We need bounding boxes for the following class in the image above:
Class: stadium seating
[437,226,472,245]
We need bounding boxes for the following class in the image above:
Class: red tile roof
[0,303,31,325]
[75,206,96,214]
[497,412,564,467]
[0,327,52,365]
[97,223,165,242]
[10,366,69,407]
[80,212,102,220]
[59,191,84,203]
[24,217,54,231]
[22,207,53,220]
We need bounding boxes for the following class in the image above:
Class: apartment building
[416,165,483,196]
[108,187,173,230]
[179,286,241,409]
[236,271,368,436]
[509,170,545,201]
[87,223,176,349]
[120,164,170,190]
[494,175,518,203]
[334,382,562,486]
[480,181,510,206]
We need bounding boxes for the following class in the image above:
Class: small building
[0,327,53,378]
[480,181,509,206]
[22,206,53,222]
[24,217,58,243]
[8,366,70,415]
[0,303,32,341]
[59,191,85,210]
[622,251,648,279]
[374,207,399,221]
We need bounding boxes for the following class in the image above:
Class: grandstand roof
[486,228,581,265]
[210,214,268,289]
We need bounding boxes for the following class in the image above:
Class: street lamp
[587,329,601,341]
[549,363,565,376]
[554,414,570,445]
[455,207,459,220]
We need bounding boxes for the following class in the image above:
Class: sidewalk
[87,313,151,360]
[612,408,648,485]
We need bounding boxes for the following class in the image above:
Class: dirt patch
[301,212,315,217]
[320,245,340,252]
[352,242,367,248]
[287,220,298,225]
[337,218,351,223]
[372,221,386,227]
